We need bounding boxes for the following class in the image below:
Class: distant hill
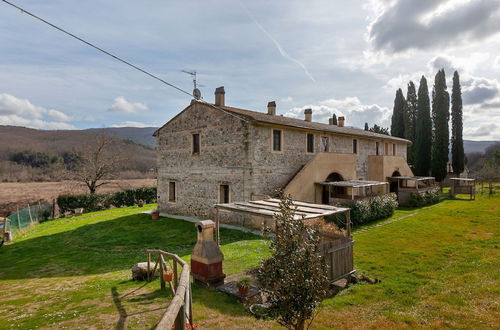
[0,125,156,182]
[85,127,157,148]
[463,140,498,155]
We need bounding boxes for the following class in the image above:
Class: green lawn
[0,192,499,329]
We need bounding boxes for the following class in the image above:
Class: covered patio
[388,176,437,206]
[316,180,389,204]
[214,198,355,283]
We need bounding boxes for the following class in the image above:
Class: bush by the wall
[57,187,157,214]
[327,193,398,227]
[408,188,441,207]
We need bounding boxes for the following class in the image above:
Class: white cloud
[0,93,75,129]
[284,97,391,129]
[281,96,294,102]
[111,121,150,128]
[108,96,148,114]
[462,76,500,105]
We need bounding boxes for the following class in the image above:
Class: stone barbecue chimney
[267,101,276,115]
[304,108,312,122]
[338,116,345,127]
[191,220,225,287]
[215,86,225,106]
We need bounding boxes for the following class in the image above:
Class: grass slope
[0,192,499,329]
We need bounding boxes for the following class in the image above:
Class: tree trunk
[295,319,305,330]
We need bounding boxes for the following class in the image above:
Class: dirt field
[0,179,156,217]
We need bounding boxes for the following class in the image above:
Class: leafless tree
[72,135,124,194]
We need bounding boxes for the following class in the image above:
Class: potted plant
[236,277,251,296]
[163,269,174,282]
[137,199,144,207]
[151,209,160,220]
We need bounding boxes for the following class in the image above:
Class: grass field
[0,191,498,329]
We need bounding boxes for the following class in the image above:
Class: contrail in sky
[239,2,316,82]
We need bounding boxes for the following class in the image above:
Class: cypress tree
[390,89,406,138]
[405,81,418,165]
[332,114,338,125]
[414,76,432,176]
[451,71,465,175]
[431,69,450,182]
[364,122,369,131]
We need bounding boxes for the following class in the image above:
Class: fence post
[27,204,33,224]
[160,257,166,291]
[52,198,56,219]
[173,261,178,289]
[16,207,21,231]
[147,252,151,281]
[38,201,42,222]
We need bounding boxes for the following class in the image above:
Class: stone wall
[156,102,251,218]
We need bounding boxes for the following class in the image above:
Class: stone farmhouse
[154,87,413,218]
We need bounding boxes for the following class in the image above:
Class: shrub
[57,187,157,214]
[408,188,441,207]
[331,193,398,227]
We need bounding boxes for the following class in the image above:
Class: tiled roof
[215,104,410,144]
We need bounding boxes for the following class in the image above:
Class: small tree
[364,122,369,131]
[331,114,338,125]
[72,135,123,194]
[257,194,329,330]
[369,124,390,135]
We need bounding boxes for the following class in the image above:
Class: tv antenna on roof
[182,70,202,100]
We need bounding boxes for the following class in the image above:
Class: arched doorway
[390,170,401,193]
[322,172,344,204]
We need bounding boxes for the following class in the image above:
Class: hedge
[326,193,399,227]
[408,188,441,207]
[57,187,157,214]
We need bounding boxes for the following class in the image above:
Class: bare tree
[72,135,123,194]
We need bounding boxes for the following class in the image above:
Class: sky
[0,0,499,140]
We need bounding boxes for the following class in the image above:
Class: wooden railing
[146,249,193,330]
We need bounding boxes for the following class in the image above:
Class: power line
[1,0,194,98]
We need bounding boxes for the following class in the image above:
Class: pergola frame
[214,198,351,244]
[316,180,389,201]
[449,178,476,200]
[388,176,436,191]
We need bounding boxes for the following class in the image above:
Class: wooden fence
[146,249,193,330]
[319,234,355,282]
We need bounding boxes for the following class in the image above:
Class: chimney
[215,86,225,106]
[329,118,333,125]
[304,108,312,122]
[338,116,345,127]
[267,101,276,115]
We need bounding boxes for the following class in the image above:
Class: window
[192,133,200,154]
[306,133,314,153]
[168,182,176,202]
[219,184,230,203]
[272,129,282,152]
[392,144,396,156]
[353,139,358,154]
[376,142,380,155]
[320,136,329,152]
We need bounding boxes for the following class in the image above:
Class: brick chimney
[267,101,276,115]
[215,86,225,106]
[304,108,312,122]
[338,116,345,127]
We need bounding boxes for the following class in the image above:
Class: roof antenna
[182,70,202,100]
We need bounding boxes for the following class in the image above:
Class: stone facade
[156,99,411,218]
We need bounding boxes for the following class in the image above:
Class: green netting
[6,203,52,238]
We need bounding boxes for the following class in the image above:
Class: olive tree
[257,193,329,330]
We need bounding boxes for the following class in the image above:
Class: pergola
[449,178,476,200]
[214,198,351,243]
[316,180,389,201]
[388,176,436,190]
